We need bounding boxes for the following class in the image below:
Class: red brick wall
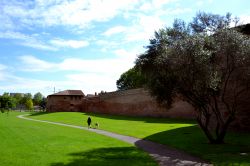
[82,89,196,119]
[47,95,83,112]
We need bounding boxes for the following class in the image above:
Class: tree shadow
[50,147,156,166]
[28,111,196,124]
[82,112,196,124]
[141,125,250,165]
[28,111,53,116]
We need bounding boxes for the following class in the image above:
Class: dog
[95,122,99,129]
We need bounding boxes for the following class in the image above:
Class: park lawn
[29,112,250,166]
[0,112,157,166]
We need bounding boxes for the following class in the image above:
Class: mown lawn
[29,111,250,166]
[0,112,157,166]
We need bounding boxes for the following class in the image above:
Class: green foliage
[0,94,16,111]
[33,92,43,105]
[0,92,44,111]
[12,93,23,104]
[116,67,146,90]
[25,99,33,110]
[135,12,250,143]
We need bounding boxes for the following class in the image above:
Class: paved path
[17,114,212,166]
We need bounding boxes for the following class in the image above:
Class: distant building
[46,90,84,112]
[9,93,25,97]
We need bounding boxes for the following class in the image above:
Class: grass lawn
[29,111,250,166]
[0,111,157,166]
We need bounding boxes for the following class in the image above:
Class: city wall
[82,88,196,119]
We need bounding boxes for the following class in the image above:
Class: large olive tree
[136,12,250,144]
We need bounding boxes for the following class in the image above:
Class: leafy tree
[0,95,16,112]
[116,67,146,90]
[21,93,32,104]
[33,92,43,106]
[136,12,250,144]
[12,93,23,104]
[20,93,33,110]
[25,99,33,110]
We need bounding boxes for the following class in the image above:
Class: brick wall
[47,95,83,112]
[82,88,196,119]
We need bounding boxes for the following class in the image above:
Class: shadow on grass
[82,112,196,124]
[50,147,156,166]
[28,111,52,116]
[143,125,250,165]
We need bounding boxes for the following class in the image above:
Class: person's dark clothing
[87,117,92,128]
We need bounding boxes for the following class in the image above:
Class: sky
[0,0,249,97]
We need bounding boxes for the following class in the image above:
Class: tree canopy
[33,92,43,106]
[136,12,250,144]
[116,67,146,90]
[0,92,45,111]
[0,94,16,112]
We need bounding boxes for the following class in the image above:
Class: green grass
[0,112,157,166]
[29,112,250,166]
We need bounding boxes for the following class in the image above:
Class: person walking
[87,116,92,129]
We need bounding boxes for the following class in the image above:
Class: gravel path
[17,114,212,166]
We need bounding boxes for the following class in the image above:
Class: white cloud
[0,64,7,71]
[0,64,8,81]
[0,73,115,96]
[9,50,141,95]
[103,26,127,36]
[0,0,140,30]
[239,15,250,24]
[0,31,57,51]
[19,52,136,74]
[50,39,89,48]
[139,0,178,11]
[0,31,89,50]
[125,15,165,42]
[19,55,55,71]
[66,73,117,94]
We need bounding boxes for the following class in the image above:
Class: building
[46,90,84,112]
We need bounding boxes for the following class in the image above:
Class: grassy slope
[30,112,250,166]
[0,112,156,166]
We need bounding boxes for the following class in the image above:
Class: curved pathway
[17,114,212,166]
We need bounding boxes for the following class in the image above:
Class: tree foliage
[116,67,146,90]
[0,92,45,111]
[33,92,43,106]
[136,12,250,144]
[0,94,16,112]
[25,99,34,110]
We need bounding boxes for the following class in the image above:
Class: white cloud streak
[0,0,140,30]
[0,31,57,51]
[103,26,127,36]
[0,31,89,50]
[50,39,89,48]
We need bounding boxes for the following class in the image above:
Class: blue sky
[0,0,249,97]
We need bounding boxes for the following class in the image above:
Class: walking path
[17,114,212,166]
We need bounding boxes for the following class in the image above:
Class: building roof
[236,23,250,36]
[49,90,84,96]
